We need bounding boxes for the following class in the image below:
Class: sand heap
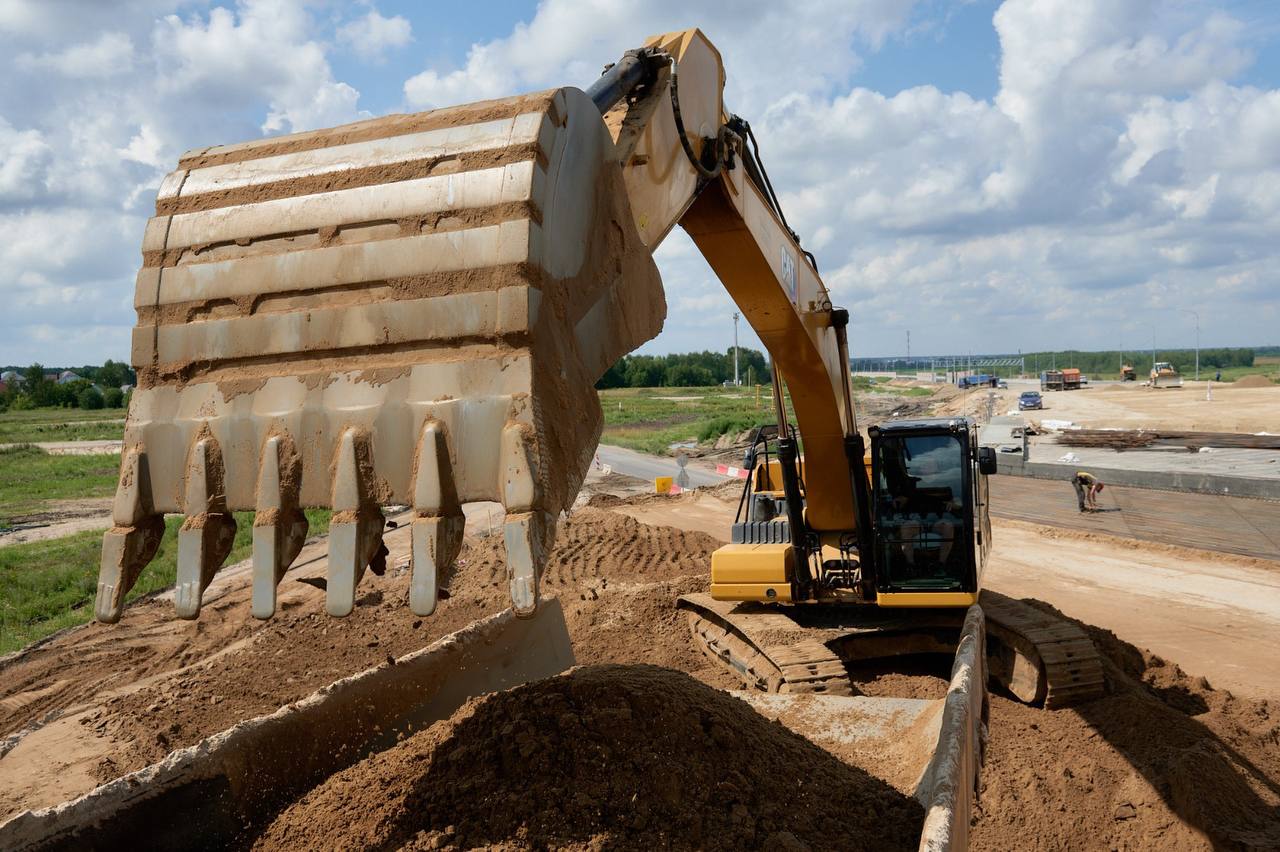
[973,602,1280,850]
[1231,374,1274,388]
[256,665,923,852]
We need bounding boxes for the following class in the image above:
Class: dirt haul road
[0,485,1277,848]
[939,379,1280,433]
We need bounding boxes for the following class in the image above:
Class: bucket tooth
[96,448,164,624]
[327,429,384,617]
[97,516,165,624]
[175,437,237,619]
[252,435,309,619]
[410,516,464,616]
[503,511,554,618]
[499,422,541,514]
[500,423,549,616]
[409,421,464,616]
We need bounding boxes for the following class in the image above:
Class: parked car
[997,379,1008,389]
[1018,391,1043,411]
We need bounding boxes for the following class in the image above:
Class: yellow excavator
[95,29,1102,707]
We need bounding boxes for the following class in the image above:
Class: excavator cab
[869,418,993,605]
[713,415,992,608]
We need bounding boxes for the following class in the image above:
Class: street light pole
[732,311,740,386]
[1181,309,1200,381]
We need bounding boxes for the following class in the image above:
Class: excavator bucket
[97,87,666,623]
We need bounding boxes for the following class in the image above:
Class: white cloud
[2,0,1280,366]
[154,2,360,135]
[405,0,917,111]
[0,117,51,200]
[16,31,135,77]
[337,9,411,61]
[0,0,373,364]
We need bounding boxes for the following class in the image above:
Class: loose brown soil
[973,602,1280,850]
[255,665,924,852]
[3,488,1279,849]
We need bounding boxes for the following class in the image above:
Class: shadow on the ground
[1024,599,1280,849]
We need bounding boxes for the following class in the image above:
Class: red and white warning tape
[715,464,750,479]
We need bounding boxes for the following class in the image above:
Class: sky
[1,0,1278,366]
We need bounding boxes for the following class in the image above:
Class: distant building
[0,370,19,384]
[0,381,8,395]
[57,371,82,384]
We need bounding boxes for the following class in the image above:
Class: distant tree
[96,359,136,388]
[665,364,715,386]
[78,386,105,410]
[625,357,666,388]
[103,387,125,408]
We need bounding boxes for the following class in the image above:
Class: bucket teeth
[96,516,165,624]
[251,435,308,619]
[175,437,237,619]
[327,429,385,617]
[96,448,164,623]
[409,421,464,616]
[503,511,554,618]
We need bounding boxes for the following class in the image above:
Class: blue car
[1018,391,1043,411]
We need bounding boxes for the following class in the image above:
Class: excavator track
[679,591,1107,708]
[980,590,1107,708]
[678,594,962,697]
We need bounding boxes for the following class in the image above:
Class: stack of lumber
[1056,430,1280,451]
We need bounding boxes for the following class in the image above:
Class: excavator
[94,28,1102,708]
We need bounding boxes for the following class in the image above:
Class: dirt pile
[1231,374,1275,388]
[0,508,725,818]
[256,665,923,852]
[973,601,1280,850]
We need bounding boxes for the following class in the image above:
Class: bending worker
[1072,471,1104,512]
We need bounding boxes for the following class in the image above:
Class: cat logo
[780,246,797,304]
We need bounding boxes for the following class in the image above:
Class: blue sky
[2,0,1279,366]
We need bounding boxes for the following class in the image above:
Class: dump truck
[1041,368,1081,391]
[1121,364,1137,381]
[95,28,1101,708]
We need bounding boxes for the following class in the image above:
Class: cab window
[874,434,970,591]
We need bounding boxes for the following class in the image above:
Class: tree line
[0,361,136,413]
[1017,347,1255,377]
[596,348,770,389]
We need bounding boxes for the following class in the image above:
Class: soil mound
[1232,374,1274,388]
[974,600,1280,850]
[257,665,923,852]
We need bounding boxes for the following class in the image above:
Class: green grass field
[0,407,125,444]
[0,508,332,654]
[598,381,936,454]
[0,444,121,527]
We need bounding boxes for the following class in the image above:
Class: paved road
[595,444,729,488]
[989,475,1280,562]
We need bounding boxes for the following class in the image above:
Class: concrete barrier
[916,604,988,852]
[996,455,1280,500]
[0,599,575,851]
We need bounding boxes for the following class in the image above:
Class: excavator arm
[95,28,867,625]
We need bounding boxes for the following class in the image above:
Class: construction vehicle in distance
[1121,364,1137,381]
[95,28,1102,708]
[1040,368,1081,391]
[1151,361,1184,388]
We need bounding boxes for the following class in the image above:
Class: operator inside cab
[874,433,966,589]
